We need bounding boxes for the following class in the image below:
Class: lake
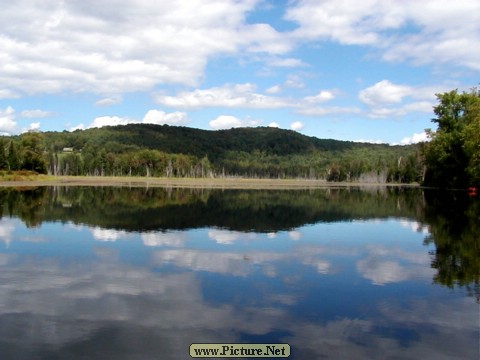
[0,186,478,359]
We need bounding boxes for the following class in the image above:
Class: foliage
[421,190,480,294]
[1,125,423,182]
[423,88,480,188]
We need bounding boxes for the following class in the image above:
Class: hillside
[4,124,423,182]
[45,124,376,158]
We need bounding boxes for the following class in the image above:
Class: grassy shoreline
[0,174,419,189]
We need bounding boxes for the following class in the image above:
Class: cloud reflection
[357,245,435,285]
[0,251,476,359]
[0,214,477,359]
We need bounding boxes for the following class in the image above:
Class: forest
[0,87,478,187]
[0,124,422,183]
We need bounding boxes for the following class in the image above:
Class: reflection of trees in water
[0,186,424,231]
[0,186,478,293]
[421,190,480,299]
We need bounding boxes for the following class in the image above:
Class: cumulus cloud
[0,106,18,135]
[358,80,441,118]
[89,116,132,129]
[209,115,243,129]
[0,1,290,96]
[143,110,189,126]
[209,115,261,130]
[399,131,430,145]
[359,80,412,106]
[156,83,291,109]
[304,90,336,103]
[285,0,480,70]
[27,122,41,131]
[80,109,189,130]
[290,121,305,131]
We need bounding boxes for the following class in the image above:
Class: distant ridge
[32,123,421,181]
[45,124,395,158]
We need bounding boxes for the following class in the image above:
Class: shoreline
[0,175,420,189]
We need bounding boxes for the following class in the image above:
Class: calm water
[0,186,478,359]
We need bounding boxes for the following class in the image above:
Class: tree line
[0,129,422,183]
[1,87,477,186]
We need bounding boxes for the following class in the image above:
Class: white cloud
[354,139,385,145]
[359,80,441,118]
[0,89,19,99]
[20,109,54,118]
[297,106,362,117]
[209,115,261,130]
[28,122,41,131]
[95,96,123,107]
[304,90,336,103]
[89,116,132,129]
[142,110,189,126]
[0,106,18,135]
[359,80,412,106]
[84,109,189,129]
[290,121,305,131]
[268,122,279,128]
[286,0,480,70]
[400,131,430,145]
[156,83,291,109]
[265,85,282,94]
[0,0,292,96]
[269,57,306,67]
[284,75,305,89]
[69,123,85,132]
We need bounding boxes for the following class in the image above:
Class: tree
[7,140,20,171]
[0,138,7,170]
[423,88,480,188]
[20,131,47,173]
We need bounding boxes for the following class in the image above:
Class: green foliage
[422,190,480,292]
[2,125,423,182]
[423,88,480,188]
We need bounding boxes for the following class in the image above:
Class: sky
[0,0,479,145]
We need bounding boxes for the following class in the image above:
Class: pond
[0,186,478,359]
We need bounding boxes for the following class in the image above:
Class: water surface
[0,186,478,359]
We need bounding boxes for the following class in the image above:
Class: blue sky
[0,0,478,144]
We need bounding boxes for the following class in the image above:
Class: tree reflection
[422,190,480,299]
[0,185,478,294]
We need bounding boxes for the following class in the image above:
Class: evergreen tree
[0,138,7,170]
[7,141,20,171]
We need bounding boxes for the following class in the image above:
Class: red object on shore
[468,187,478,196]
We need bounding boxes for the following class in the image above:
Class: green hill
[45,124,371,157]
[4,124,423,182]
